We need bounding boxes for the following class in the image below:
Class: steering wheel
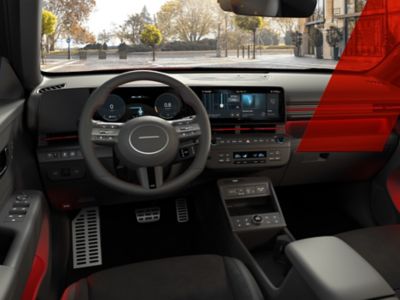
[79,71,211,196]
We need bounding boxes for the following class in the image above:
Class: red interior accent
[21,215,50,300]
[298,118,394,152]
[212,127,277,132]
[387,169,400,213]
[285,120,309,137]
[286,107,316,113]
[41,135,79,142]
[212,127,251,132]
[298,0,400,152]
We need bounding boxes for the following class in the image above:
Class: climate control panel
[208,134,290,169]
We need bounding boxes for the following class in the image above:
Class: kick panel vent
[38,83,66,94]
[72,207,102,269]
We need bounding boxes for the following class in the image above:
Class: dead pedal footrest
[72,207,102,269]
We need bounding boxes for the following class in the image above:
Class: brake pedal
[176,199,189,223]
[135,207,160,223]
[72,207,102,269]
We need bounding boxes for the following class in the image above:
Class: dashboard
[30,72,397,209]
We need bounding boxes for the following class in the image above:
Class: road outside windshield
[40,0,369,72]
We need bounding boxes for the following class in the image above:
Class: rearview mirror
[218,0,317,18]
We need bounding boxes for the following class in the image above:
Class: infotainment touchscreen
[200,88,284,122]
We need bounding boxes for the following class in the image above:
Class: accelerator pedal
[72,207,102,269]
[176,199,189,223]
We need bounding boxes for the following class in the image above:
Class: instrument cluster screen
[201,88,283,121]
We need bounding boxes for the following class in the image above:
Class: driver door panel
[0,58,48,300]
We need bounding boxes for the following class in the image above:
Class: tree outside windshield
[41,0,374,72]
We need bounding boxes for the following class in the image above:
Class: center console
[218,177,286,249]
[196,87,291,169]
[218,177,397,300]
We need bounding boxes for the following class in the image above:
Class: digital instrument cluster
[96,91,184,122]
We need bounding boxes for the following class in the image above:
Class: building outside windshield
[41,0,393,72]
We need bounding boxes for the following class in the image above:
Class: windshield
[41,0,371,72]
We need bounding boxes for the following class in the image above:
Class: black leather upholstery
[338,225,400,293]
[61,255,263,300]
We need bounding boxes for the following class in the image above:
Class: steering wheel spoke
[91,120,123,145]
[137,166,164,189]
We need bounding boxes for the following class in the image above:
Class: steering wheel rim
[79,70,211,196]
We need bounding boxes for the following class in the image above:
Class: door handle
[0,146,9,178]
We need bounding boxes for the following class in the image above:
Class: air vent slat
[38,83,66,94]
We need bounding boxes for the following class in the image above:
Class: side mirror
[218,0,317,17]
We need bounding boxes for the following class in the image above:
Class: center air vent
[38,83,65,94]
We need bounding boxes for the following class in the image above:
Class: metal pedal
[135,207,160,223]
[72,207,102,269]
[176,199,189,223]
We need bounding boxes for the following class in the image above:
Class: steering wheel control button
[179,147,195,159]
[175,123,201,139]
[170,116,201,140]
[91,122,121,144]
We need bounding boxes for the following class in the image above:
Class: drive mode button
[252,215,264,225]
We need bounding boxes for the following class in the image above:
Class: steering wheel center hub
[116,116,178,168]
[129,125,169,155]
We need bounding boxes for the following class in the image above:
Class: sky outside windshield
[41,0,370,72]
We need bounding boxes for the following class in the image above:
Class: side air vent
[72,207,102,269]
[38,83,66,94]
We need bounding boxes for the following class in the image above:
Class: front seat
[337,225,400,295]
[61,255,264,300]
